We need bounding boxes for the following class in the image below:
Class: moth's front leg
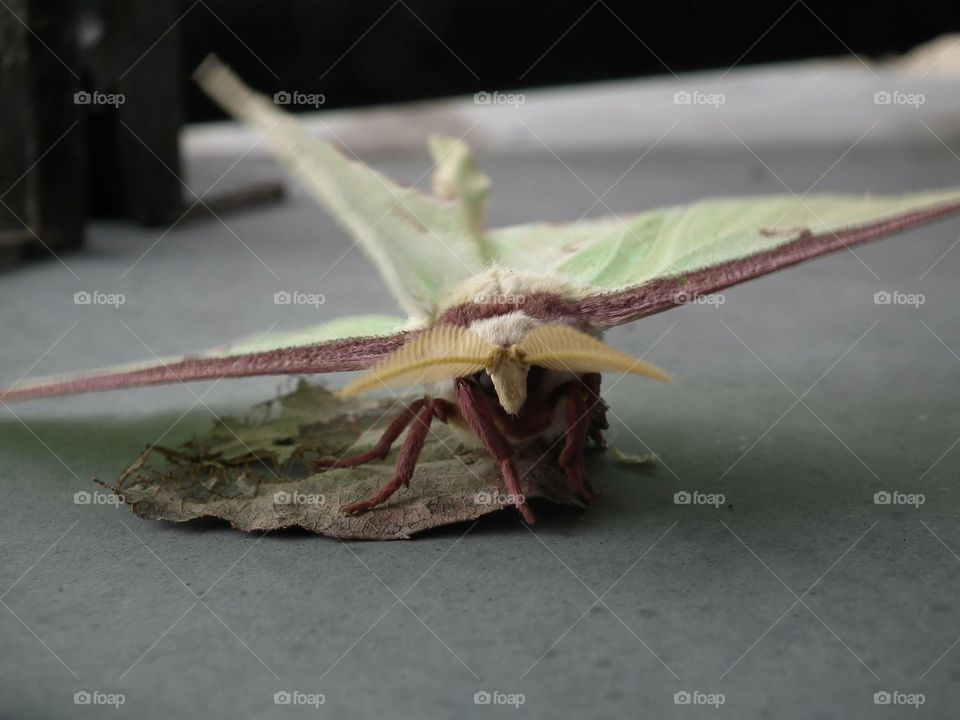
[456,379,536,524]
[315,398,427,469]
[556,381,599,504]
[341,398,452,516]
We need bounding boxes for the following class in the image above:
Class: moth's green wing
[488,189,960,290]
[1,314,408,402]
[195,56,489,319]
[484,215,624,279]
[487,189,960,325]
[204,315,405,356]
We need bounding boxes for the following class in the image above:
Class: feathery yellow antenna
[337,325,494,398]
[519,324,671,381]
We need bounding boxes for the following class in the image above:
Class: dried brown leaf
[102,381,582,539]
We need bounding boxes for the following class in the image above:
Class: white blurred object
[186,47,960,157]
[889,34,960,77]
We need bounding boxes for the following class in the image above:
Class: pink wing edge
[0,334,408,403]
[578,197,960,328]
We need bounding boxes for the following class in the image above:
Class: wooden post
[0,0,85,267]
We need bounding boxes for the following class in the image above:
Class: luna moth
[4,55,960,524]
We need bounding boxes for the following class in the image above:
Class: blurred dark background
[183,0,960,118]
[1,0,959,266]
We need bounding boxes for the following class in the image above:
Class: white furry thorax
[436,266,585,314]
[426,269,593,429]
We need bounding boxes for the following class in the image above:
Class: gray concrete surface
[2,129,960,719]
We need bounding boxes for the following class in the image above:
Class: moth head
[336,322,670,414]
[482,345,529,415]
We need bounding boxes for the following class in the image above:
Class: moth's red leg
[341,399,450,516]
[315,398,427,469]
[557,382,599,504]
[456,380,536,524]
[582,372,609,448]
